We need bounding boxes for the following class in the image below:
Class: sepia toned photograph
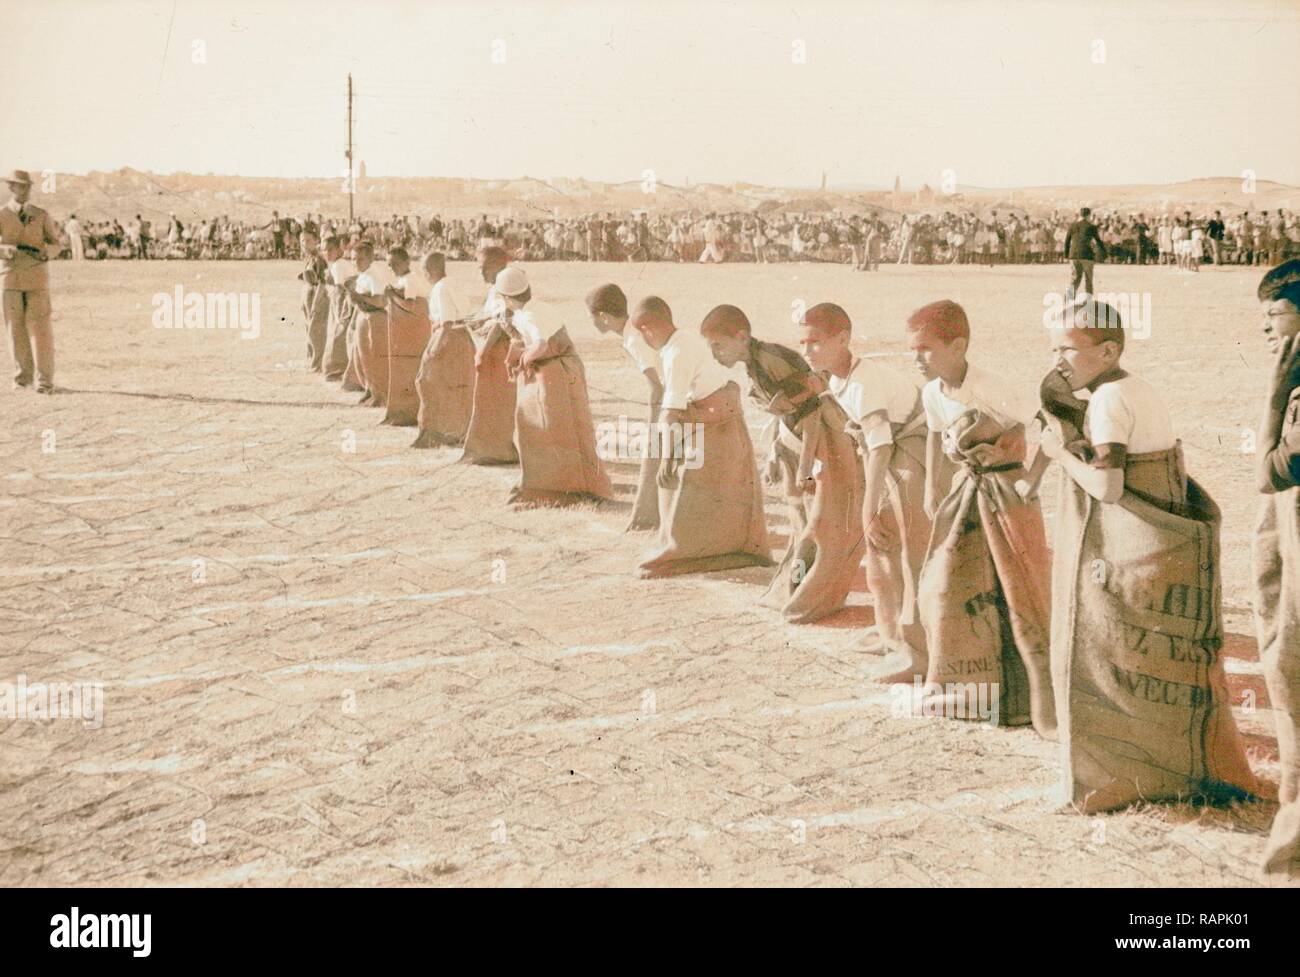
[2,0,1299,913]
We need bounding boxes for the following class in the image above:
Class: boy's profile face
[1049,327,1118,390]
[1261,298,1300,354]
[703,329,749,368]
[631,313,669,351]
[798,323,844,372]
[907,327,965,382]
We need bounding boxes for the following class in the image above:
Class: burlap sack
[627,395,663,532]
[507,329,613,507]
[302,281,329,372]
[382,295,430,426]
[412,324,475,449]
[460,332,519,465]
[760,398,865,623]
[1053,444,1259,813]
[322,285,351,381]
[1253,484,1300,884]
[917,408,1055,736]
[357,308,390,408]
[862,417,935,661]
[637,383,773,578]
[341,304,364,393]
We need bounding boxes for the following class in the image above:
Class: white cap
[494,266,529,297]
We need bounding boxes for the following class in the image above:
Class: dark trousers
[1069,259,1094,296]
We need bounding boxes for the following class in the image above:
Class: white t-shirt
[328,257,356,286]
[481,284,504,319]
[428,278,465,324]
[398,267,431,300]
[830,358,922,451]
[1082,373,1176,455]
[659,328,733,411]
[466,284,505,350]
[509,306,562,346]
[354,262,394,296]
[922,361,1036,433]
[622,324,661,376]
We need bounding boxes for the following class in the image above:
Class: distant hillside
[34,168,1300,223]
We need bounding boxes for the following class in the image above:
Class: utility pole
[346,73,354,223]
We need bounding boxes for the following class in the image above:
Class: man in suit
[1208,210,1226,265]
[1,170,62,393]
[1064,206,1105,298]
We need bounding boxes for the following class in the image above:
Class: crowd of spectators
[54,206,1299,267]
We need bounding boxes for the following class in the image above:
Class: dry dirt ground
[0,258,1284,887]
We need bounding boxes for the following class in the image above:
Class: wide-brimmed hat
[4,169,33,186]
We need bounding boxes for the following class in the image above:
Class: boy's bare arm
[1040,424,1124,503]
[1257,335,1300,494]
[644,370,664,412]
[657,407,689,486]
[862,446,896,549]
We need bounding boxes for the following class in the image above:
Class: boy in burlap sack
[632,297,772,578]
[799,303,939,667]
[378,247,431,426]
[909,300,1056,735]
[492,267,612,508]
[1252,259,1300,884]
[345,241,396,409]
[700,303,863,624]
[1041,298,1258,813]
[587,283,663,532]
[321,236,355,382]
[412,252,475,449]
[297,229,329,372]
[460,247,519,465]
[339,236,370,394]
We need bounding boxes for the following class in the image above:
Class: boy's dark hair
[585,283,628,318]
[1257,259,1300,310]
[633,295,673,324]
[1064,298,1125,351]
[700,304,752,338]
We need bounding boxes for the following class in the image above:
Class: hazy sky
[6,0,1299,188]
